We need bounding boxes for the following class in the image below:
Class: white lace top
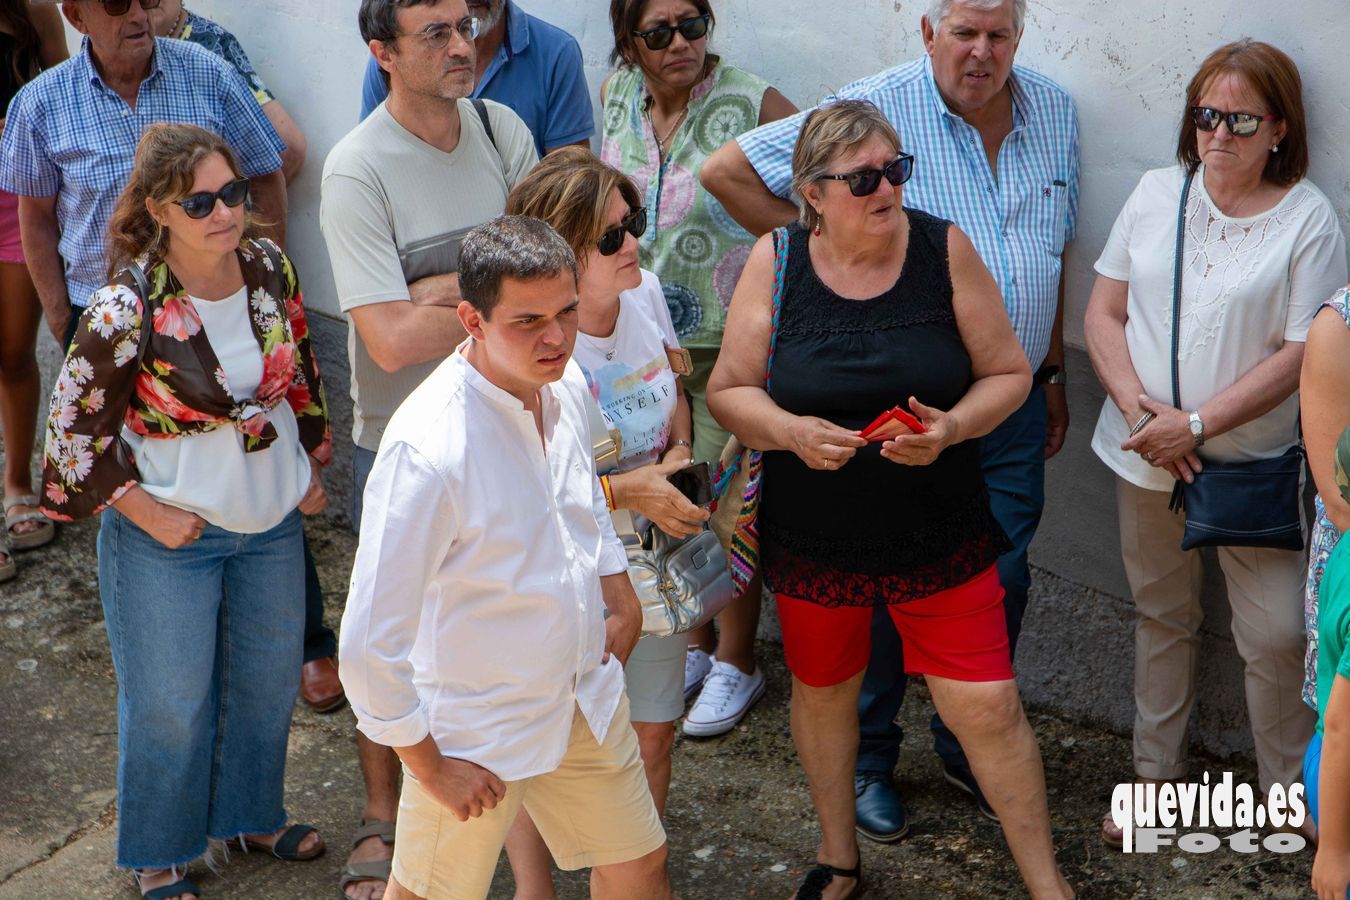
[1092,165,1347,491]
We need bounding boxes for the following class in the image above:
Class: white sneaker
[683,657,765,736]
[684,648,712,702]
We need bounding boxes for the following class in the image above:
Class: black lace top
[759,212,1009,607]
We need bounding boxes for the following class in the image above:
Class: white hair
[925,0,1026,35]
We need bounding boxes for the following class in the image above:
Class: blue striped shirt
[0,38,285,309]
[738,57,1079,370]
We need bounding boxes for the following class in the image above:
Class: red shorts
[776,566,1012,687]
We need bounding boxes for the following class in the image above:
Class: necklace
[648,105,688,157]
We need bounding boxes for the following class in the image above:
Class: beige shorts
[390,696,666,899]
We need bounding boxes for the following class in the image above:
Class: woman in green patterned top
[601,0,797,738]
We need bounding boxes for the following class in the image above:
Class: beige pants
[1117,477,1314,791]
[390,697,666,900]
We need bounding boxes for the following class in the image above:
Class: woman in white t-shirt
[1085,40,1346,847]
[503,148,709,896]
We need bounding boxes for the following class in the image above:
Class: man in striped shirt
[702,0,1078,842]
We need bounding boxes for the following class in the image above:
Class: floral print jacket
[40,238,331,521]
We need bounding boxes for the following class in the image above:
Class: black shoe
[854,771,910,843]
[941,761,998,823]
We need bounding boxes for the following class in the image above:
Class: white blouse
[124,287,312,532]
[1091,165,1348,491]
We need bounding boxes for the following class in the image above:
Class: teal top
[1315,424,1350,734]
[600,60,770,349]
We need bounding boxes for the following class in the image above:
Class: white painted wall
[71,0,1350,342]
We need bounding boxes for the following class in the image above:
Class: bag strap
[1168,164,1199,514]
[764,225,790,392]
[128,260,153,360]
[713,225,791,502]
[1169,164,1198,411]
[469,97,508,185]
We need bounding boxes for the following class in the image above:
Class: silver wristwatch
[1188,411,1205,447]
[1045,369,1067,386]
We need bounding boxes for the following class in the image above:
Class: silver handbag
[586,391,734,637]
[615,512,736,637]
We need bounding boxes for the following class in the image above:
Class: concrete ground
[0,510,1318,899]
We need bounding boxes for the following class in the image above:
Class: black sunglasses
[597,207,647,256]
[1189,106,1280,138]
[632,14,710,51]
[100,0,161,15]
[817,153,915,197]
[174,177,250,219]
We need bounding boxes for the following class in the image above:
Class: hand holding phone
[666,461,713,507]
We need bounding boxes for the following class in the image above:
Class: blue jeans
[857,388,1047,774]
[98,507,305,869]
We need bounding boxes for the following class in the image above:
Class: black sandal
[793,860,866,899]
[133,867,200,900]
[242,823,326,861]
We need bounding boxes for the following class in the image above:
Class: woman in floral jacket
[40,124,330,900]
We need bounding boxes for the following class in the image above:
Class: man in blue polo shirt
[357,0,592,155]
[703,0,1078,844]
[0,0,285,347]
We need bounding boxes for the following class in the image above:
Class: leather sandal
[242,823,325,861]
[793,860,866,900]
[4,494,55,551]
[134,867,200,900]
[339,818,395,899]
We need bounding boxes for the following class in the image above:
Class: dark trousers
[856,387,1047,775]
[302,445,378,662]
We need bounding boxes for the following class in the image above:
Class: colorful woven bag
[710,226,790,595]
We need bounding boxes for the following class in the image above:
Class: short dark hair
[608,0,715,68]
[1177,39,1309,187]
[459,216,578,319]
[358,0,440,89]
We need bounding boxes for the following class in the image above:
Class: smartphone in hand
[667,461,713,506]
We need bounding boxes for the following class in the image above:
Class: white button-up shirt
[338,347,628,781]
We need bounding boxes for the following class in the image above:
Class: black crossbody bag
[1165,164,1304,551]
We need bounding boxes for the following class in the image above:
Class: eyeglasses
[174,177,249,219]
[632,14,711,51]
[99,0,161,15]
[817,153,915,197]
[597,207,647,256]
[1189,106,1280,138]
[399,17,480,49]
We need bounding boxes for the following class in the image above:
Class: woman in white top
[504,147,709,897]
[39,124,331,900]
[1085,40,1346,847]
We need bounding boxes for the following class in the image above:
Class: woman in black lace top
[708,100,1070,900]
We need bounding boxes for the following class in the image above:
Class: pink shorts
[0,189,23,264]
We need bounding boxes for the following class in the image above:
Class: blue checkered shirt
[0,38,284,309]
[738,57,1080,370]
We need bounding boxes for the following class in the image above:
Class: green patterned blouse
[601,60,770,350]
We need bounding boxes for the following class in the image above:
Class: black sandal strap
[794,861,862,900]
[142,878,200,900]
[271,823,317,859]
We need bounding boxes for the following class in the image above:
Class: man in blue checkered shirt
[0,0,286,347]
[703,0,1078,843]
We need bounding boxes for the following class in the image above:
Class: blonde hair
[504,146,643,265]
[789,99,902,232]
[105,123,262,277]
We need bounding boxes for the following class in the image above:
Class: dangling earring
[813,215,822,237]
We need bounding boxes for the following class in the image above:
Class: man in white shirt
[320,2,539,893]
[339,217,671,900]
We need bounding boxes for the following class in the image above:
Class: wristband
[599,474,615,511]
